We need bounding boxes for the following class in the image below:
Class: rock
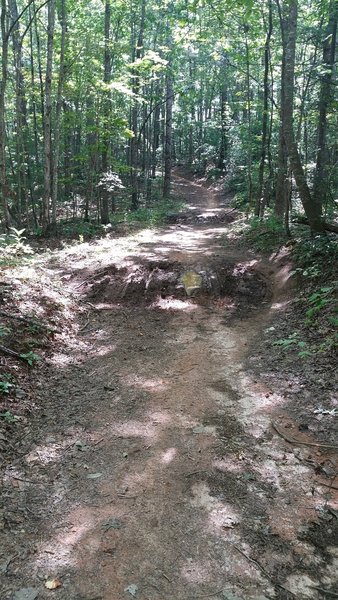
[13,588,39,600]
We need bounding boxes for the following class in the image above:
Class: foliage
[273,332,312,358]
[0,228,33,265]
[111,197,186,227]
[20,352,42,366]
[0,410,19,424]
[244,215,288,252]
[0,373,15,396]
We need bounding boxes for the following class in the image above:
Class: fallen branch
[272,421,338,450]
[0,344,26,362]
[0,310,41,326]
[292,215,338,234]
[316,481,338,491]
[233,545,295,597]
[310,587,338,598]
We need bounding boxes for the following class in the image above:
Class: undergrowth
[244,215,289,252]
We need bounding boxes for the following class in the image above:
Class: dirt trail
[2,177,338,600]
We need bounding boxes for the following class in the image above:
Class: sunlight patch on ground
[284,574,319,599]
[108,419,159,439]
[271,299,292,311]
[147,410,172,424]
[212,457,245,475]
[160,447,177,464]
[190,482,241,533]
[180,559,214,584]
[25,444,61,465]
[87,343,117,358]
[48,352,78,366]
[149,296,197,311]
[123,375,170,392]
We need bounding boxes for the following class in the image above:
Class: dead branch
[316,481,338,491]
[310,588,338,598]
[0,344,26,361]
[233,545,295,597]
[272,421,338,450]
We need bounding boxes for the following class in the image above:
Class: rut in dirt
[2,177,338,600]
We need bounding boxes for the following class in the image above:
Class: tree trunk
[163,68,173,198]
[282,0,325,233]
[217,81,228,172]
[313,0,338,210]
[0,0,11,229]
[244,28,253,208]
[42,0,55,233]
[51,0,67,232]
[101,0,111,224]
[255,0,272,216]
[129,0,145,211]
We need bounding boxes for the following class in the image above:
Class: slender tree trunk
[244,28,253,208]
[282,0,325,233]
[218,80,228,172]
[42,0,55,233]
[129,0,145,211]
[163,65,173,197]
[9,0,25,225]
[313,0,338,210]
[101,0,111,224]
[0,0,11,229]
[152,91,161,179]
[51,0,67,231]
[256,0,272,216]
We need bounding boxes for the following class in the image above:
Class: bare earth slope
[2,177,337,600]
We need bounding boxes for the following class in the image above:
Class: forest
[0,0,337,234]
[1,2,338,600]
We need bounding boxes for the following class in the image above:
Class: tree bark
[163,68,173,198]
[313,0,338,211]
[42,0,55,233]
[0,0,11,229]
[129,0,145,211]
[282,0,325,233]
[101,0,111,224]
[256,0,272,216]
[51,0,67,231]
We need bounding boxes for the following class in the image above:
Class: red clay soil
[1,176,337,600]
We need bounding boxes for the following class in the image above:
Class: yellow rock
[180,271,202,296]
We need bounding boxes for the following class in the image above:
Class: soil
[1,175,337,600]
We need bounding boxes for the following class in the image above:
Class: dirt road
[2,177,337,600]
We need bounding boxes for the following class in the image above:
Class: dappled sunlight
[271,299,293,311]
[4,176,335,600]
[87,342,118,357]
[181,559,215,584]
[25,443,62,466]
[108,419,159,439]
[149,296,197,311]
[147,410,172,424]
[123,374,170,392]
[160,447,177,464]
[212,457,246,475]
[34,505,111,573]
[190,482,241,535]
